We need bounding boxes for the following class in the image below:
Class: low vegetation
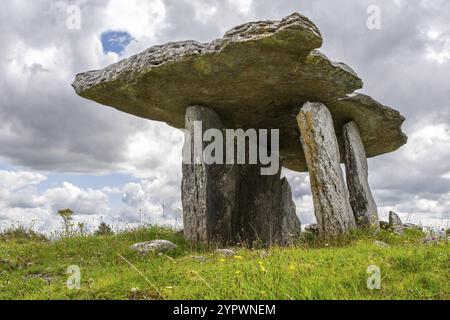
[0,225,448,300]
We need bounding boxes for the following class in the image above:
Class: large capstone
[72,13,407,173]
[343,121,379,229]
[182,105,301,246]
[297,102,356,237]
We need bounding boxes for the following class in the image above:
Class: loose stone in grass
[389,211,404,235]
[373,240,390,248]
[215,249,236,257]
[131,240,177,254]
[191,255,207,263]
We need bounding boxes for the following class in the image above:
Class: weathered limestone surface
[131,240,177,254]
[280,178,302,245]
[72,13,407,173]
[235,165,301,246]
[343,121,379,229]
[297,102,356,237]
[182,106,301,245]
[182,106,238,244]
[389,211,404,235]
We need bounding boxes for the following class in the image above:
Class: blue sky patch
[100,31,134,55]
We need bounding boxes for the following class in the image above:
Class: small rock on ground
[131,240,177,254]
[215,249,236,257]
[259,250,269,259]
[373,240,390,248]
[191,255,207,262]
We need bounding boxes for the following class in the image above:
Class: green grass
[0,226,448,300]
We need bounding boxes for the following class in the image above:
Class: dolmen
[73,13,407,245]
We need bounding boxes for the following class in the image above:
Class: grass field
[0,226,448,300]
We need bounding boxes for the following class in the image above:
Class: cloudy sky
[0,0,449,233]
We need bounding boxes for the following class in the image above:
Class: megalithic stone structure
[72,13,408,242]
[182,105,301,246]
[297,102,356,237]
[343,121,380,230]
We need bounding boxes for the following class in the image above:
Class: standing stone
[182,105,238,244]
[280,178,302,245]
[389,211,404,235]
[182,105,302,246]
[297,102,356,238]
[343,121,380,230]
[235,164,301,247]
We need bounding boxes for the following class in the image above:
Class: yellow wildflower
[219,258,226,263]
[234,255,243,260]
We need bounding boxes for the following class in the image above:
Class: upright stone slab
[389,211,404,235]
[343,121,380,230]
[297,102,356,238]
[234,164,301,247]
[182,105,302,246]
[182,106,238,244]
[280,178,302,245]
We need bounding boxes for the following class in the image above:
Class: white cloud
[5,43,59,79]
[228,0,253,15]
[283,170,315,225]
[191,0,218,22]
[426,46,450,64]
[121,123,183,179]
[103,0,167,39]
[0,170,47,190]
[41,182,110,215]
[403,122,450,163]
[420,17,450,63]
[121,175,182,227]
